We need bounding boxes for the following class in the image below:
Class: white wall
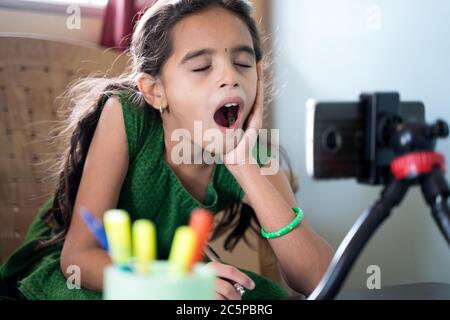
[272,0,450,290]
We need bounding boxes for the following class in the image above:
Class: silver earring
[159,106,165,114]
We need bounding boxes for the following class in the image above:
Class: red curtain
[100,0,156,51]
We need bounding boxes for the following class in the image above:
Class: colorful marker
[168,226,197,275]
[103,209,132,268]
[132,219,156,274]
[80,207,109,251]
[189,208,214,266]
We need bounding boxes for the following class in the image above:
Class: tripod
[308,117,450,300]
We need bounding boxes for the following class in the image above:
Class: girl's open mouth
[213,103,241,129]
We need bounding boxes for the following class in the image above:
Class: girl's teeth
[224,103,238,108]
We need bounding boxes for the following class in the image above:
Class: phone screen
[306,98,425,181]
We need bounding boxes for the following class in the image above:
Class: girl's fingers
[256,63,264,108]
[215,278,242,300]
[240,62,264,133]
[208,261,255,290]
[215,292,227,300]
[248,63,264,130]
[257,61,263,81]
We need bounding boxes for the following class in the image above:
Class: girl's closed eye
[192,63,253,73]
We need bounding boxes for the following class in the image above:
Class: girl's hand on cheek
[223,62,264,167]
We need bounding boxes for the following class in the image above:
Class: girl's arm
[230,163,334,295]
[224,63,333,295]
[60,96,129,292]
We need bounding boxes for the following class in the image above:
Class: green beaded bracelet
[261,207,304,239]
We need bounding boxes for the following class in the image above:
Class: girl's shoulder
[103,90,162,162]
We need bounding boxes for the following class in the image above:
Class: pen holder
[103,261,216,300]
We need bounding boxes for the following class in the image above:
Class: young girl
[0,0,333,300]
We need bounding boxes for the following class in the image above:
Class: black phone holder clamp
[308,92,450,300]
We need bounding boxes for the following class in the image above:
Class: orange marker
[189,208,214,266]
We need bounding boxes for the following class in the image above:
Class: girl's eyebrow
[179,45,255,65]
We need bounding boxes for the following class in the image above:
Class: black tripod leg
[307,179,410,300]
[421,167,450,245]
[431,198,450,244]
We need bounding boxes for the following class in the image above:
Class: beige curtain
[253,0,275,129]
[253,0,271,34]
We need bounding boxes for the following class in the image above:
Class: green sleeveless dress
[0,91,290,300]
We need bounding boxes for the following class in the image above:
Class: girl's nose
[219,63,240,89]
[220,81,239,89]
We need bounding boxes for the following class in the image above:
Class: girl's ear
[137,73,168,111]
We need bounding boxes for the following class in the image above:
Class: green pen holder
[103,261,216,300]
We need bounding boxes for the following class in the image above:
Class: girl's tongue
[214,104,239,128]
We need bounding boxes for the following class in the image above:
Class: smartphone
[305,94,425,183]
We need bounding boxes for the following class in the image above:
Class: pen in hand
[203,245,247,297]
[80,207,109,251]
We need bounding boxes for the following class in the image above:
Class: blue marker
[80,207,109,251]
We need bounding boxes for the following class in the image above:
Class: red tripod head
[391,151,446,180]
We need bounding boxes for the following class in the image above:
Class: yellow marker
[168,226,197,275]
[103,209,131,266]
[132,219,156,273]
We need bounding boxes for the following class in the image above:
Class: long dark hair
[40,0,297,252]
